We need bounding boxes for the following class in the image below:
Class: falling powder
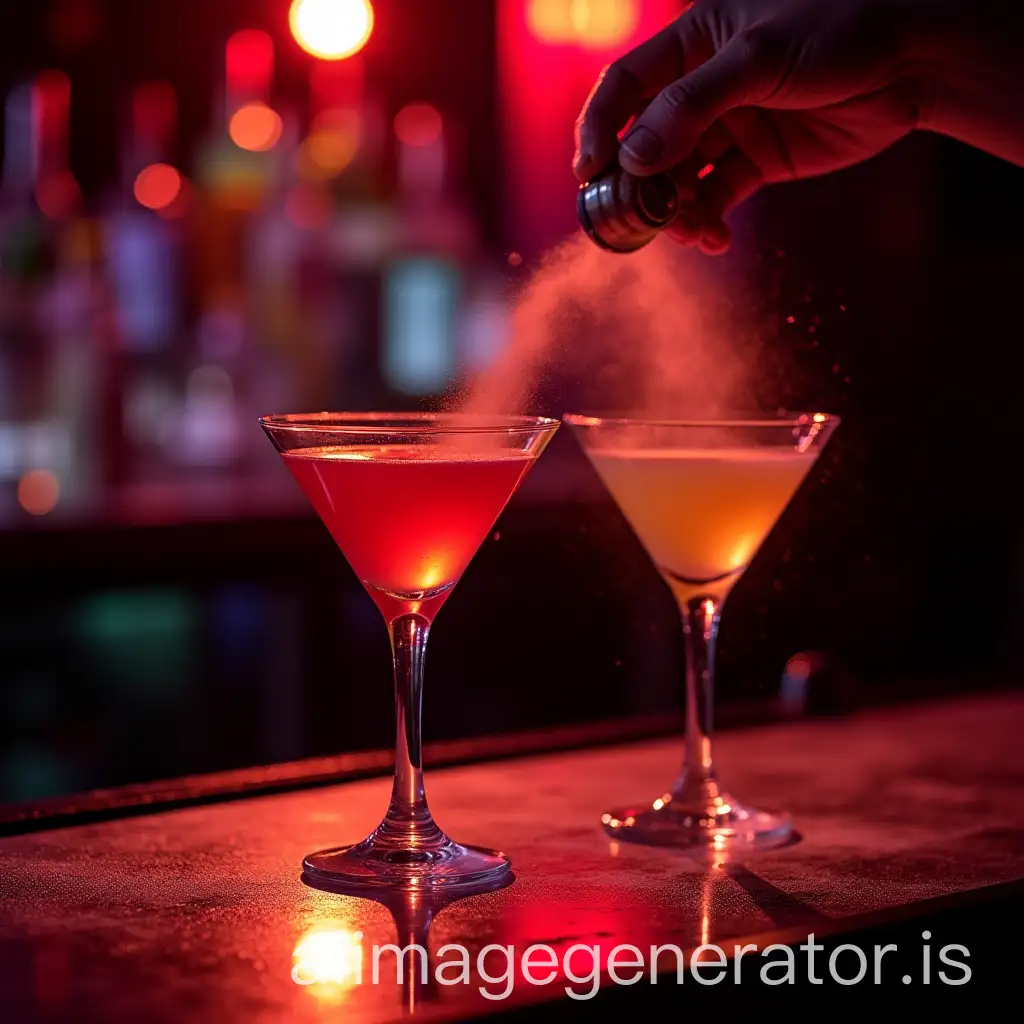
[453,233,766,422]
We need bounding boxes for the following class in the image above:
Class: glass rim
[562,411,840,429]
[259,411,560,436]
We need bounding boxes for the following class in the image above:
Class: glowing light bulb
[290,0,374,61]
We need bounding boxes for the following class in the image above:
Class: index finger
[573,16,704,182]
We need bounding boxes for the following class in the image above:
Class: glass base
[602,792,792,851]
[303,836,512,895]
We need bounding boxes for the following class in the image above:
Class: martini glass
[261,412,558,893]
[564,412,839,850]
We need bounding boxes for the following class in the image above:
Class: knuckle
[661,77,698,114]
[736,25,787,67]
[580,61,634,128]
[603,59,639,96]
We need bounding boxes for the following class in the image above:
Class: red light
[35,70,71,148]
[697,162,714,180]
[393,103,442,147]
[35,170,80,219]
[290,0,373,61]
[310,57,365,109]
[228,102,283,151]
[18,470,60,516]
[226,29,274,99]
[156,176,192,220]
[134,163,181,210]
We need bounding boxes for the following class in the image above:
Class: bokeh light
[35,170,81,219]
[155,175,192,220]
[229,102,283,152]
[133,163,182,211]
[292,927,362,1005]
[18,470,60,516]
[393,103,442,147]
[290,0,374,61]
[527,0,638,47]
[298,108,361,179]
[226,29,274,98]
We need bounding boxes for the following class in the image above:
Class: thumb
[619,36,767,175]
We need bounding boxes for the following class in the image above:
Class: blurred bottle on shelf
[182,29,284,470]
[304,57,391,408]
[244,105,312,417]
[380,101,482,400]
[0,72,85,509]
[99,80,186,482]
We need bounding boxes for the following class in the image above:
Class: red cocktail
[261,413,559,894]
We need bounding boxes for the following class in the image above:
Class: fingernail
[620,126,663,167]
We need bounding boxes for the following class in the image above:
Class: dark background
[1,0,1021,806]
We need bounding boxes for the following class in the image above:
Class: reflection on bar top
[0,692,1021,1020]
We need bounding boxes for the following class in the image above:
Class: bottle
[101,80,183,479]
[577,163,678,253]
[0,73,82,505]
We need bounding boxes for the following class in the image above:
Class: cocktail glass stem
[600,585,790,848]
[383,613,445,847]
[674,595,722,807]
[302,600,513,888]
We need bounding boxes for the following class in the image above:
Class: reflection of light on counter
[229,102,282,152]
[290,0,374,60]
[292,927,363,1004]
[17,469,60,515]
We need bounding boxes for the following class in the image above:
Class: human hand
[574,0,937,253]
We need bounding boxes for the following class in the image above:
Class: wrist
[884,0,1024,162]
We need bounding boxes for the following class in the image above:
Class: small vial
[577,165,679,253]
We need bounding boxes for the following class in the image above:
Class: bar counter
[2,690,1022,1019]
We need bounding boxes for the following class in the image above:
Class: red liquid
[283,444,535,621]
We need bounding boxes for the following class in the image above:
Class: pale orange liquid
[589,447,816,599]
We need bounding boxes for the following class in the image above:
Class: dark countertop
[2,691,1022,1020]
